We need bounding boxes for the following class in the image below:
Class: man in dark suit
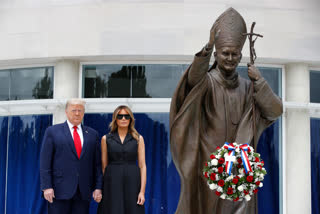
[40,98,102,214]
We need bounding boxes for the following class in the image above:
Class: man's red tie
[73,126,82,158]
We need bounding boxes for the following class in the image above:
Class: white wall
[0,0,319,66]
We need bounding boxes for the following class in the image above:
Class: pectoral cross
[243,22,263,65]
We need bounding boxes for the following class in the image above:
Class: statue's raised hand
[208,23,220,49]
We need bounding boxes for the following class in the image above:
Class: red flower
[227,187,233,195]
[236,164,241,168]
[216,146,221,150]
[204,162,208,167]
[210,173,216,181]
[248,147,251,153]
[255,157,260,162]
[218,158,225,164]
[237,158,242,164]
[253,189,259,194]
[204,172,209,178]
[255,181,261,186]
[233,197,239,201]
[246,176,254,183]
[232,178,239,185]
[243,190,249,195]
[218,179,225,187]
[215,191,221,196]
[261,160,265,165]
[257,165,262,169]
[210,154,216,159]
[218,167,224,174]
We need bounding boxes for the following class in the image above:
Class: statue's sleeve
[253,77,283,121]
[187,46,213,88]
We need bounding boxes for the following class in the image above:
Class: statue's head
[212,8,247,75]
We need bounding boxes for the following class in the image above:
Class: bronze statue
[169,7,283,214]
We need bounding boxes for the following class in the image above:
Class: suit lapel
[80,125,88,159]
[63,121,79,159]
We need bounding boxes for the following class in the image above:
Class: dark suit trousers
[48,187,90,214]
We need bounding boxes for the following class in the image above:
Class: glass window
[83,64,281,98]
[83,64,186,98]
[0,71,10,101]
[0,67,53,101]
[237,66,282,97]
[310,70,320,103]
[132,65,185,98]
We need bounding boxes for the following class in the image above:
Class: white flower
[208,162,211,167]
[259,174,264,179]
[235,147,240,153]
[224,153,228,158]
[216,155,221,159]
[239,168,244,175]
[216,175,220,180]
[237,185,244,191]
[226,175,233,181]
[249,172,253,176]
[245,195,251,201]
[232,185,236,189]
[217,187,223,192]
[259,183,263,188]
[220,194,227,199]
[211,159,218,166]
[209,183,217,190]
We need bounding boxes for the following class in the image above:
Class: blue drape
[257,120,280,214]
[5,115,52,214]
[311,118,320,214]
[0,116,8,214]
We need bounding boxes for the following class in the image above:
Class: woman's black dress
[98,132,145,214]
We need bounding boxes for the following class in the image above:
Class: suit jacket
[40,121,102,200]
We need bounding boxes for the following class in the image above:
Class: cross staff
[243,22,263,152]
[243,22,263,65]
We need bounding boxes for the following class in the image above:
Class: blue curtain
[84,113,279,214]
[5,115,52,214]
[257,120,280,214]
[311,118,320,214]
[0,117,8,214]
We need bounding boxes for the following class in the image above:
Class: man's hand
[247,63,262,81]
[92,189,102,203]
[43,188,55,203]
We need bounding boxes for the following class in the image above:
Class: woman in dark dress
[98,105,146,214]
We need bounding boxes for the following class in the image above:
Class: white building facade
[0,0,320,214]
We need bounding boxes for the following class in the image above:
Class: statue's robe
[169,48,283,214]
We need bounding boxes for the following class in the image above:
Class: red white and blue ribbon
[223,142,252,175]
[238,143,252,174]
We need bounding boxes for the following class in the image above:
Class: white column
[53,59,80,124]
[285,63,310,214]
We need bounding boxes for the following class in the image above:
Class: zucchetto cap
[214,8,247,50]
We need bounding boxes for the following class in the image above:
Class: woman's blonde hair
[109,105,139,141]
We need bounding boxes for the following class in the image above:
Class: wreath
[202,142,267,201]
